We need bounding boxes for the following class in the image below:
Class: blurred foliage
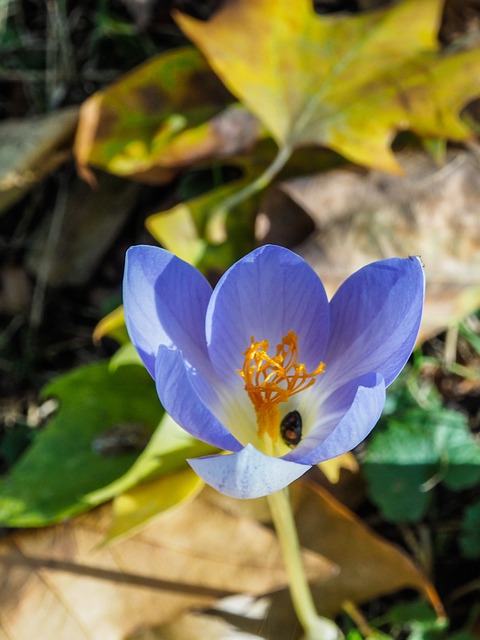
[460,499,480,558]
[73,0,480,276]
[1,0,480,637]
[0,360,215,527]
[0,363,162,526]
[363,373,480,522]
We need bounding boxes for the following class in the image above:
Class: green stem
[266,488,342,640]
[214,144,292,216]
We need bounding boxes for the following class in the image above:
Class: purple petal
[188,444,310,499]
[324,256,424,390]
[285,372,386,464]
[155,346,242,452]
[206,245,330,386]
[123,245,212,377]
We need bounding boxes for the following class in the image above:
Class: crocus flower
[123,244,424,499]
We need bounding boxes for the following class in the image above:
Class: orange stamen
[238,331,325,441]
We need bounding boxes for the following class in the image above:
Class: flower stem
[212,144,292,218]
[266,488,342,640]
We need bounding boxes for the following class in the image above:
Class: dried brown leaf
[297,481,443,616]
[0,107,78,215]
[252,481,442,639]
[0,494,334,640]
[128,611,263,640]
[269,148,480,340]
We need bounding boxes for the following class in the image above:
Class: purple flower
[123,245,424,499]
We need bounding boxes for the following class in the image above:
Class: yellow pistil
[238,330,325,443]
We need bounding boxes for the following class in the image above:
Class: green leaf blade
[0,363,162,527]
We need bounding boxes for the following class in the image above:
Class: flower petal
[123,245,212,377]
[206,245,330,385]
[188,444,311,499]
[155,346,242,452]
[324,256,424,390]
[285,372,386,464]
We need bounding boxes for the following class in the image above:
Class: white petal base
[188,444,311,499]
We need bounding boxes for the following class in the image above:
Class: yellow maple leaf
[175,0,480,173]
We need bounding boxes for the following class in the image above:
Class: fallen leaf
[93,306,129,345]
[205,481,442,639]
[105,468,205,544]
[129,611,264,640]
[0,495,334,640]
[146,202,207,266]
[318,452,359,485]
[206,481,441,611]
[146,167,260,271]
[0,106,78,214]
[276,148,480,340]
[152,103,262,167]
[201,485,273,524]
[176,0,480,173]
[296,482,443,617]
[74,47,261,183]
[237,485,444,640]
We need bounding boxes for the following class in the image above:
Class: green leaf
[363,389,480,522]
[377,600,447,640]
[363,460,433,523]
[0,363,162,527]
[109,341,143,369]
[460,500,480,558]
[345,631,364,640]
[176,0,480,173]
[84,413,215,506]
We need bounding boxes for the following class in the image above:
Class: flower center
[238,330,325,445]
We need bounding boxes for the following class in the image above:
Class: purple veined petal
[206,245,330,386]
[285,372,386,464]
[188,444,311,499]
[323,256,424,391]
[155,346,242,452]
[123,245,212,377]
